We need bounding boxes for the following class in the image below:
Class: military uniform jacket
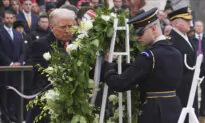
[104,39,183,123]
[169,29,197,109]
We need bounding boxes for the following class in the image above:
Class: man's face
[176,18,191,33]
[50,18,74,42]
[38,17,49,31]
[157,10,165,20]
[194,21,203,34]
[16,26,24,34]
[23,0,32,13]
[113,0,122,9]
[11,1,20,11]
[3,13,15,28]
[3,0,10,7]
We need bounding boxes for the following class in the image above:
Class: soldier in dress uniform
[103,7,183,123]
[167,7,197,119]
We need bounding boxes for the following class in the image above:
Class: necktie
[63,41,68,49]
[8,29,13,40]
[197,35,202,55]
[26,14,31,28]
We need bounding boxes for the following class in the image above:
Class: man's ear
[151,25,156,31]
[2,18,5,23]
[50,24,53,32]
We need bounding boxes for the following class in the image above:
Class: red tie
[63,42,68,49]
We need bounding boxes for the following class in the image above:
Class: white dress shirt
[152,35,166,44]
[4,25,13,40]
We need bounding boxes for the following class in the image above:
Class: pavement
[200,117,205,123]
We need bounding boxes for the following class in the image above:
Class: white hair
[49,8,75,25]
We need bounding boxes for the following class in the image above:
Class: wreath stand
[178,54,204,123]
[94,18,132,123]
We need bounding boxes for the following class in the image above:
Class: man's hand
[104,52,117,61]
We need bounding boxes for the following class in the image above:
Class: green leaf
[107,27,114,38]
[91,39,99,47]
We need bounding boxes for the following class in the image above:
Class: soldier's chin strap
[6,83,53,99]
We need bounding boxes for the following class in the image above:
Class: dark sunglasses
[135,27,145,36]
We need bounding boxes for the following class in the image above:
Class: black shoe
[9,115,17,122]
[1,114,11,123]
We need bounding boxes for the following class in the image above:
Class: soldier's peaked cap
[168,6,192,21]
[127,7,158,29]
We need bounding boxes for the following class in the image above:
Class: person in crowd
[76,8,85,25]
[31,2,40,15]
[13,20,26,38]
[90,0,99,8]
[103,7,183,123]
[112,0,123,13]
[0,0,11,17]
[0,10,24,123]
[121,3,131,17]
[13,19,33,121]
[164,24,172,35]
[40,0,57,11]
[189,20,205,116]
[26,8,75,123]
[189,21,204,53]
[187,26,195,38]
[29,14,50,41]
[60,4,78,16]
[168,7,197,122]
[164,0,173,15]
[45,2,57,15]
[2,0,11,9]
[11,0,21,15]
[16,0,39,34]
[13,20,32,62]
[77,0,90,8]
[157,10,170,31]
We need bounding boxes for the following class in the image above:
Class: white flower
[108,94,118,102]
[43,89,59,100]
[101,15,110,21]
[43,52,51,61]
[83,21,93,31]
[110,12,117,18]
[66,44,78,51]
[77,33,86,39]
[47,66,54,71]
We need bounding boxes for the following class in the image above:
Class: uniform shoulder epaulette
[166,36,171,40]
[140,51,151,57]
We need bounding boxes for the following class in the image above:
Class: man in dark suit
[16,0,38,34]
[0,10,24,123]
[26,8,75,123]
[103,7,183,123]
[29,14,50,41]
[111,0,123,14]
[189,20,205,116]
[168,7,197,122]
